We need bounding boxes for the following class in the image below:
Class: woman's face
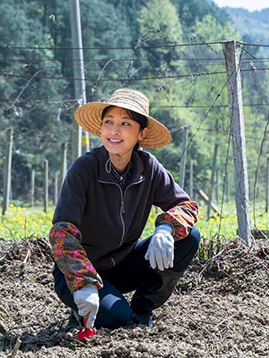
[100,106,148,158]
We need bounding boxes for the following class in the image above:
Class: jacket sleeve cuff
[155,201,198,241]
[49,221,103,294]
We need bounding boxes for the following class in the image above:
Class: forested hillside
[224,7,269,45]
[1,0,269,206]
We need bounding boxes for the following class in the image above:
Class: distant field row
[1,203,268,243]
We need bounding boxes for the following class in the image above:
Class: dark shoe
[65,309,82,331]
[131,269,183,315]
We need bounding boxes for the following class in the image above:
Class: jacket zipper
[98,178,144,248]
[118,179,145,247]
[119,186,125,246]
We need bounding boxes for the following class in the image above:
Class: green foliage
[171,0,230,35]
[0,0,70,200]
[139,0,183,45]
[142,203,269,253]
[0,0,268,207]
[194,15,240,42]
[1,204,54,239]
[225,7,269,47]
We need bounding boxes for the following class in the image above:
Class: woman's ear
[138,127,148,141]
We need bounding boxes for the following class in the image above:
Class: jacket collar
[98,146,145,183]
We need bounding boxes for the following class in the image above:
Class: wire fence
[1,38,269,240]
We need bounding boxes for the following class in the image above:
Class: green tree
[139,0,183,45]
[194,15,240,42]
[0,0,69,201]
[172,0,229,34]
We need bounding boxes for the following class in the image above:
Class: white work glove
[144,224,174,271]
[73,284,99,329]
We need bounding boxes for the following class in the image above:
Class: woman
[49,88,200,330]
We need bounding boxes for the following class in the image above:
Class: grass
[142,203,269,260]
[196,203,269,239]
[1,202,268,244]
[1,204,54,240]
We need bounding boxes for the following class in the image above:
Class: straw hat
[74,88,171,148]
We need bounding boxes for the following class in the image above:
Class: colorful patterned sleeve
[49,222,103,294]
[155,201,198,241]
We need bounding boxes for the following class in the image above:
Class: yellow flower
[47,212,53,219]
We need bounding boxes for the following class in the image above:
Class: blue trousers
[53,228,200,328]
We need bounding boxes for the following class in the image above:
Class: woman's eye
[122,122,130,126]
[104,119,112,124]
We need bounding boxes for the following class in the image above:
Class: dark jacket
[53,146,190,271]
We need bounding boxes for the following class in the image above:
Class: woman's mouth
[108,138,123,144]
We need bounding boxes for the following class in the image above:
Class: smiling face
[100,106,148,171]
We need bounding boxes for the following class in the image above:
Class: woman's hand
[73,284,99,329]
[144,224,174,271]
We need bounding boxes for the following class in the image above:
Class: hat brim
[74,102,171,149]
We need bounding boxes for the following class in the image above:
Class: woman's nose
[110,124,120,134]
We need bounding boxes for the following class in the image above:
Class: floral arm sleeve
[155,201,198,241]
[49,222,103,294]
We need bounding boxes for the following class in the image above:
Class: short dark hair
[101,106,148,129]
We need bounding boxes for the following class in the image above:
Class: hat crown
[108,88,149,117]
[74,87,172,148]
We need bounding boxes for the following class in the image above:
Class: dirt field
[0,236,269,358]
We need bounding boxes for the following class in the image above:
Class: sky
[213,0,269,12]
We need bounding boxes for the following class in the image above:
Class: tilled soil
[0,236,269,358]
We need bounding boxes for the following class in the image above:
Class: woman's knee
[96,297,132,328]
[187,227,201,252]
[172,227,201,272]
[95,279,133,328]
